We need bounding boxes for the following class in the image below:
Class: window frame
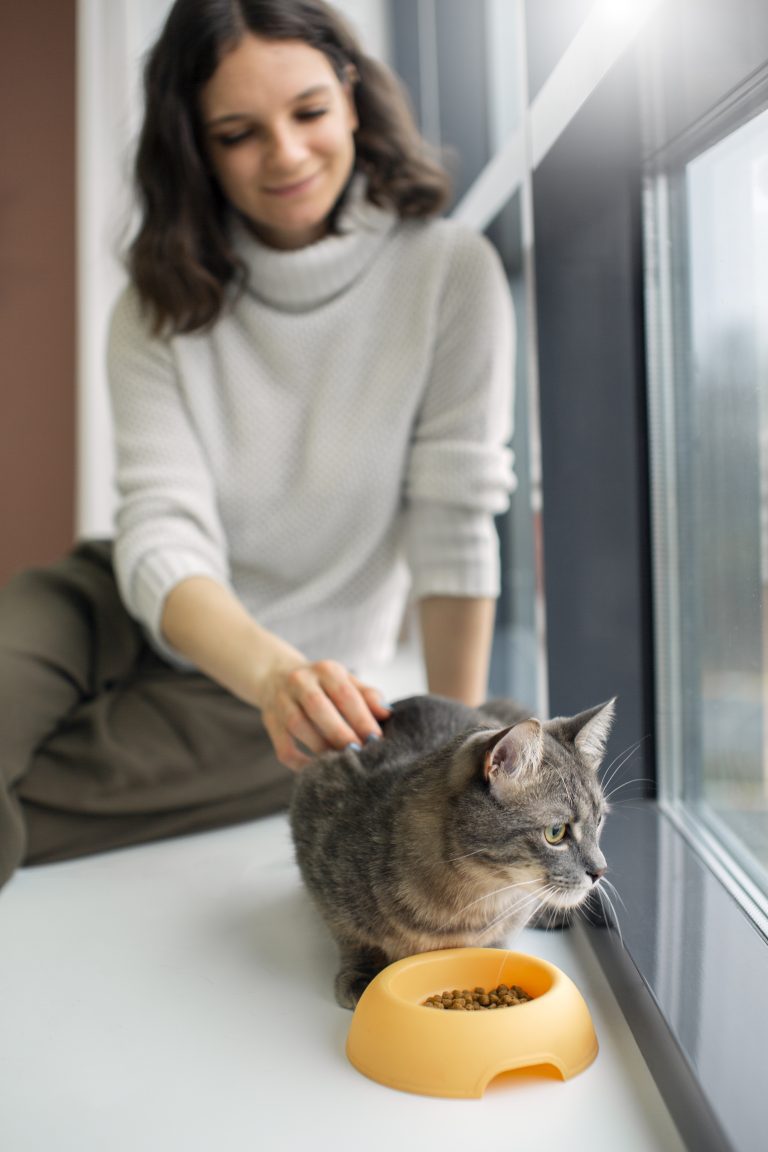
[644,62,768,922]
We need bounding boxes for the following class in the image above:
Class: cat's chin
[542,885,592,911]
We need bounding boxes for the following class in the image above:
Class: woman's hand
[160,577,391,771]
[259,659,392,771]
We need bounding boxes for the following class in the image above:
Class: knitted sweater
[107,181,516,669]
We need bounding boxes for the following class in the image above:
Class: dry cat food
[423,983,533,1010]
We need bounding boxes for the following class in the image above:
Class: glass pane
[655,105,768,894]
[684,108,768,883]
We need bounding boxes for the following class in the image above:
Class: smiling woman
[0,0,517,889]
[200,36,359,250]
[130,0,451,335]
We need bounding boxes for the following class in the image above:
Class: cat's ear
[482,719,543,787]
[553,698,616,771]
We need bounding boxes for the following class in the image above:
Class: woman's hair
[128,0,451,335]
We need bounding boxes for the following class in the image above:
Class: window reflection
[650,104,768,894]
[685,109,768,883]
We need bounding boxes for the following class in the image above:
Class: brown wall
[0,1,76,584]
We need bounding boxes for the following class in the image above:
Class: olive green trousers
[0,541,293,890]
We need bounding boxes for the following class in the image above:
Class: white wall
[76,0,391,538]
[76,0,174,538]
[334,0,391,61]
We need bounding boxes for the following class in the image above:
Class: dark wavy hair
[127,0,451,335]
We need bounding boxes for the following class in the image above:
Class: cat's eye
[544,824,568,845]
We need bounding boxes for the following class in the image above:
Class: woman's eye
[216,130,253,148]
[544,824,568,845]
[296,107,328,121]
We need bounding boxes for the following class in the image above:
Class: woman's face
[199,34,358,250]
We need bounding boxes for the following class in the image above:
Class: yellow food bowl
[346,948,598,1098]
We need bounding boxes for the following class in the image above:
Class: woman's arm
[161,576,390,771]
[418,595,496,706]
[108,291,389,770]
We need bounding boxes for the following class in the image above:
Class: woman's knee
[0,542,143,690]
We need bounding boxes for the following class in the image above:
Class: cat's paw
[334,969,373,1010]
[334,943,388,1009]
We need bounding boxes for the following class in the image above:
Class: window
[646,99,768,915]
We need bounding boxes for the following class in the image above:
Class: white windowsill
[0,811,685,1152]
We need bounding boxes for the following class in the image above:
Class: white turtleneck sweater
[107,181,516,670]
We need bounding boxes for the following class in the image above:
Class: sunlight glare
[596,0,662,32]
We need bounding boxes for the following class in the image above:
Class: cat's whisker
[544,887,581,931]
[537,887,567,932]
[557,902,574,930]
[494,949,512,989]
[535,892,557,933]
[592,885,608,928]
[444,847,489,863]
[552,763,576,809]
[476,885,555,940]
[600,734,650,793]
[596,883,624,949]
[600,876,627,912]
[598,732,649,787]
[604,776,655,802]
[585,888,601,923]
[577,901,597,931]
[476,882,554,932]
[478,885,551,933]
[603,890,623,945]
[545,902,559,932]
[445,876,542,922]
[600,744,639,793]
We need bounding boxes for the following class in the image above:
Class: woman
[0,0,514,888]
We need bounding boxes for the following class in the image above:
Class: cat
[289,693,614,1009]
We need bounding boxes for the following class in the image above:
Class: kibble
[423,983,533,1010]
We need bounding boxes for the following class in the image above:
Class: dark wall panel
[532,51,653,783]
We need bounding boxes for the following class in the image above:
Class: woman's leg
[20,653,294,866]
[0,540,141,885]
[1,541,293,885]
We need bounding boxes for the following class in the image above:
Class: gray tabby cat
[290,694,614,1009]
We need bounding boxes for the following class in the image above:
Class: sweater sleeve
[106,287,232,664]
[402,226,516,600]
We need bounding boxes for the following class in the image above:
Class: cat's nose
[588,866,607,883]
